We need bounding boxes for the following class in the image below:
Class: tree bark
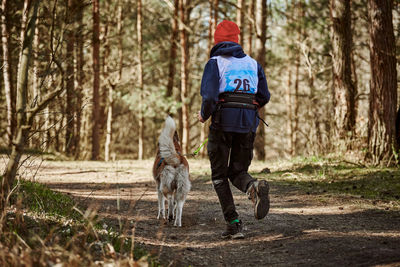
[74,0,84,159]
[105,1,123,162]
[65,0,76,155]
[247,0,255,56]
[1,0,15,147]
[166,0,179,98]
[236,0,244,47]
[367,0,397,165]
[179,0,190,155]
[91,0,101,160]
[330,0,357,143]
[1,1,40,211]
[137,0,144,160]
[254,0,267,160]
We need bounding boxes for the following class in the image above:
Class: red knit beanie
[214,20,240,45]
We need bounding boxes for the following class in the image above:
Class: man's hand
[198,111,205,123]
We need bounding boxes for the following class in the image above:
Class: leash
[257,114,269,127]
[183,138,208,157]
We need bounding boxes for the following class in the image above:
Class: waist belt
[218,92,258,110]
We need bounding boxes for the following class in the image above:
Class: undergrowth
[0,179,158,267]
[256,156,400,207]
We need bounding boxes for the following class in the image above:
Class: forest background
[0,0,399,201]
[0,0,399,265]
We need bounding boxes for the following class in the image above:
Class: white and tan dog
[152,116,191,227]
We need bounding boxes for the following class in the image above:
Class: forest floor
[7,157,400,266]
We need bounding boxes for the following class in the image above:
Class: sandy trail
[3,158,400,266]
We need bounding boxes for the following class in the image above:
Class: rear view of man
[198,20,271,239]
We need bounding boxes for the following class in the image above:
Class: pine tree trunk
[247,0,255,56]
[292,0,303,156]
[137,0,144,160]
[65,0,76,156]
[367,0,397,165]
[254,0,267,160]
[91,0,101,160]
[32,13,40,148]
[166,0,179,98]
[179,0,190,155]
[1,0,15,147]
[105,1,123,162]
[1,1,39,211]
[330,0,357,143]
[236,0,244,47]
[285,0,293,156]
[74,1,84,159]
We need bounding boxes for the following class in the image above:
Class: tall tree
[246,0,255,56]
[166,0,179,98]
[105,0,123,162]
[91,0,100,160]
[1,1,60,211]
[137,0,144,159]
[74,0,85,159]
[367,0,397,165]
[1,0,15,147]
[65,0,76,155]
[179,0,190,154]
[254,0,267,160]
[285,0,294,156]
[330,0,357,144]
[236,0,244,47]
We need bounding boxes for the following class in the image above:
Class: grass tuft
[1,179,159,266]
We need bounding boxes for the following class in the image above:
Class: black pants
[207,128,257,222]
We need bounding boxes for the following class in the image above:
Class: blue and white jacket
[200,42,270,133]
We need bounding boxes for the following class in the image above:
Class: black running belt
[219,102,258,110]
[218,92,258,110]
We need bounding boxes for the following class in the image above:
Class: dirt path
[12,159,400,266]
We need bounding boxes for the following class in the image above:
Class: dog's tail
[159,116,180,166]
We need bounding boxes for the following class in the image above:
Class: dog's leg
[174,200,184,227]
[167,195,174,222]
[157,189,165,219]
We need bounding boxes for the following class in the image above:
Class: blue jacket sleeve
[200,59,220,121]
[256,62,270,108]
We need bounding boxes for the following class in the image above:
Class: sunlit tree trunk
[292,0,303,156]
[105,1,123,162]
[1,0,15,147]
[179,0,190,155]
[246,0,254,56]
[285,0,293,156]
[367,0,397,165]
[236,0,244,47]
[91,0,100,160]
[330,0,357,144]
[137,0,144,159]
[31,10,40,148]
[254,0,267,160]
[1,1,39,211]
[17,0,29,84]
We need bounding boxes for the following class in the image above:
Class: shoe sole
[255,180,270,220]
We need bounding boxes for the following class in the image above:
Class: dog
[152,116,191,227]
